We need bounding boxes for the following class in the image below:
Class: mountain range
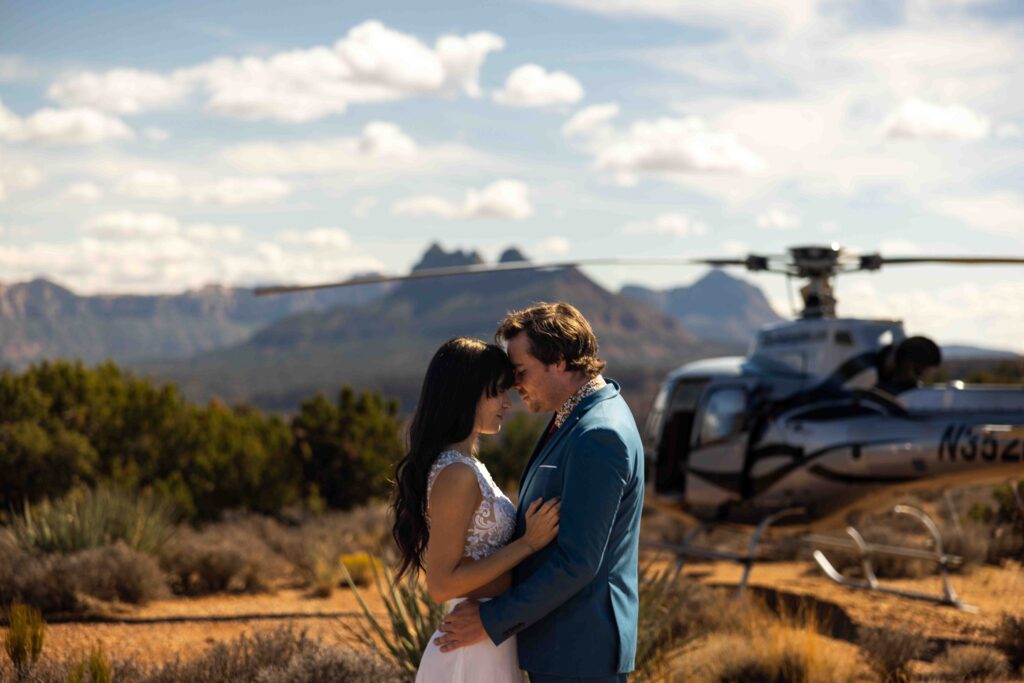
[138,244,737,411]
[12,243,1013,413]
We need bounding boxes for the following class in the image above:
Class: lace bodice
[426,450,516,561]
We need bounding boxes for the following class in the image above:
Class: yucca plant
[634,562,696,680]
[338,559,445,676]
[66,644,112,683]
[4,603,45,677]
[10,485,176,555]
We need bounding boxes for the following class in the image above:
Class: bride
[391,337,560,683]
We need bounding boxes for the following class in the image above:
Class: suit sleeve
[479,426,630,645]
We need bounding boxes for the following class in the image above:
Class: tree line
[0,360,543,521]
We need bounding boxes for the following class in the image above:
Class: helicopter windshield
[699,387,747,445]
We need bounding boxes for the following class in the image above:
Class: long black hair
[391,337,515,579]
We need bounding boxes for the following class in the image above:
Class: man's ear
[554,356,568,374]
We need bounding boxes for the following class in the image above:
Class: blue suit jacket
[479,380,644,677]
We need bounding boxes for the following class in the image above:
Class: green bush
[4,603,45,675]
[293,387,403,510]
[478,411,546,492]
[858,626,927,683]
[10,485,176,555]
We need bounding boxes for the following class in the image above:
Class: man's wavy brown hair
[495,302,606,376]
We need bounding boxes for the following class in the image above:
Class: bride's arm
[424,464,558,604]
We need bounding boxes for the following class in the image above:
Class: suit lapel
[518,415,556,492]
[518,381,621,500]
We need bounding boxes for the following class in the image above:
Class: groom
[436,302,644,682]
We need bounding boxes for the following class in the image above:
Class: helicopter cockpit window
[699,387,747,445]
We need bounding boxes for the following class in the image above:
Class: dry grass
[20,627,402,683]
[932,645,1010,682]
[671,602,864,679]
[669,597,864,683]
[993,612,1024,674]
[858,626,928,683]
[0,536,166,614]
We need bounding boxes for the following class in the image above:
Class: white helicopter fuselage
[647,317,1024,526]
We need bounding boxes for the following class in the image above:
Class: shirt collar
[554,375,605,428]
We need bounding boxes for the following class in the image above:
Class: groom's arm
[478,426,630,645]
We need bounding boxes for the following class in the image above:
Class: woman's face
[475,387,512,435]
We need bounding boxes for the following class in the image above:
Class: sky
[1,0,1023,350]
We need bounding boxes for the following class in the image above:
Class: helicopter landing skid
[806,504,977,612]
[642,507,806,601]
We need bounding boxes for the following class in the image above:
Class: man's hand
[434,599,488,652]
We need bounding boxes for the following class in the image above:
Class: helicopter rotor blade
[859,254,1024,271]
[254,257,700,296]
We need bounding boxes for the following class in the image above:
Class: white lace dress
[415,450,523,683]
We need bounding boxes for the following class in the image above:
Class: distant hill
[941,344,1022,361]
[620,269,785,344]
[0,277,391,369]
[142,244,730,411]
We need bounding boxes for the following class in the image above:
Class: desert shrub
[858,626,928,683]
[0,540,79,614]
[3,603,45,675]
[339,552,384,587]
[292,387,403,510]
[159,530,261,596]
[17,628,399,683]
[994,612,1024,673]
[66,645,112,683]
[10,485,176,555]
[64,543,168,604]
[0,538,167,613]
[677,624,861,683]
[935,645,1010,682]
[340,561,445,676]
[635,564,724,680]
[0,420,98,509]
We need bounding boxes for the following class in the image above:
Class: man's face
[506,333,562,413]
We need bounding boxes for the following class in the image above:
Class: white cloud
[0,97,133,144]
[623,212,708,237]
[144,127,170,142]
[933,192,1024,239]
[185,21,504,122]
[841,279,1024,354]
[280,227,353,250]
[562,102,620,139]
[190,177,290,206]
[882,98,991,141]
[493,64,584,108]
[393,179,533,220]
[0,160,43,199]
[996,123,1022,140]
[589,115,766,186]
[540,0,817,36]
[756,208,800,230]
[48,68,190,114]
[62,182,103,202]
[721,239,750,255]
[533,236,571,256]
[220,122,419,174]
[84,211,181,240]
[117,169,185,201]
[352,196,379,218]
[183,223,244,243]
[115,169,290,205]
[878,239,922,254]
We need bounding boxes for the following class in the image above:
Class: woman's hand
[522,496,560,551]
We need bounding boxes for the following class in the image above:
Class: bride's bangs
[482,346,515,397]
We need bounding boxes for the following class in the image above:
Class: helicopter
[257,243,1024,608]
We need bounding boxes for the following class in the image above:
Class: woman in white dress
[392,337,560,683]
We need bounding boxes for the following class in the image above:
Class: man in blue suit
[436,302,644,682]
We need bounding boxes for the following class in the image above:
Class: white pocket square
[539,464,558,469]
